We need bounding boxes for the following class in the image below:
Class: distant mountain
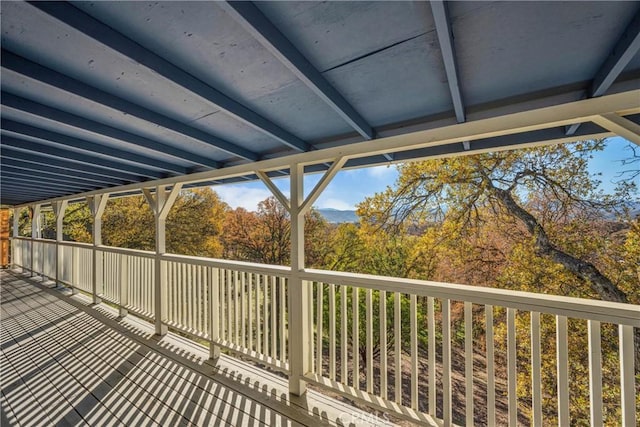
[317,208,358,224]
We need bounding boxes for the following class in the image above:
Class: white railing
[100,247,155,319]
[59,241,94,293]
[11,237,639,426]
[301,269,639,426]
[162,254,290,371]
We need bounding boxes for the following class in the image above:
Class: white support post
[288,162,309,395]
[257,158,346,396]
[53,200,68,288]
[145,184,183,336]
[12,208,19,270]
[30,204,41,277]
[88,194,108,304]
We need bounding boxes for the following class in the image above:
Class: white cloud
[366,165,397,179]
[315,197,354,211]
[213,185,271,211]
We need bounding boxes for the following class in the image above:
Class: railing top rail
[302,269,640,327]
[97,245,155,258]
[161,253,291,276]
[57,240,94,249]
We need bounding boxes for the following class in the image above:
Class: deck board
[1,270,390,426]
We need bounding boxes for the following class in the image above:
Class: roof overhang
[2,1,639,207]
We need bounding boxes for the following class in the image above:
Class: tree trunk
[490,187,639,368]
[491,187,628,303]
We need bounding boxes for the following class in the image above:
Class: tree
[359,140,636,304]
[356,139,640,410]
[102,188,228,257]
[222,196,330,266]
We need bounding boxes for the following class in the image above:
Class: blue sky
[214,137,638,211]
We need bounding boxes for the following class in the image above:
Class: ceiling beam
[430,0,465,124]
[11,89,637,208]
[566,9,640,135]
[591,9,640,98]
[1,136,165,179]
[1,92,221,169]
[2,119,187,174]
[1,158,127,186]
[31,1,310,152]
[1,147,141,182]
[1,50,259,161]
[222,1,374,141]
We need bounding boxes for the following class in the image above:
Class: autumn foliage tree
[222,196,329,267]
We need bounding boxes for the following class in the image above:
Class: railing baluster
[380,290,387,400]
[188,263,194,329]
[220,268,226,341]
[330,283,337,381]
[507,307,517,426]
[428,296,435,414]
[366,288,373,391]
[316,282,323,375]
[166,261,172,322]
[241,271,246,348]
[257,274,262,354]
[119,255,128,317]
[248,273,253,350]
[588,320,602,427]
[531,312,542,427]
[341,285,348,384]
[556,315,569,426]
[486,305,495,427]
[410,294,418,409]
[234,270,239,345]
[271,276,277,358]
[443,299,451,426]
[197,265,203,334]
[353,286,360,390]
[227,269,232,343]
[279,278,286,361]
[264,275,269,354]
[619,324,635,426]
[178,262,184,327]
[394,291,401,403]
[465,301,473,426]
[202,266,208,336]
[209,267,220,359]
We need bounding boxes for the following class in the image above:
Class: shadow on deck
[0,269,392,427]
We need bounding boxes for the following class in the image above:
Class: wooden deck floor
[0,270,394,427]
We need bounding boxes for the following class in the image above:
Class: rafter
[1,92,221,169]
[431,0,465,124]
[2,119,186,174]
[1,50,259,161]
[566,9,640,135]
[31,1,310,152]
[1,136,164,179]
[1,147,140,182]
[222,1,374,141]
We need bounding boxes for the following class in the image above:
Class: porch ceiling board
[2,1,639,206]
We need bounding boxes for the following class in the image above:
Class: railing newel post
[209,267,220,360]
[119,254,128,318]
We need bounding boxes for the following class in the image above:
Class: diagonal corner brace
[592,113,640,146]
